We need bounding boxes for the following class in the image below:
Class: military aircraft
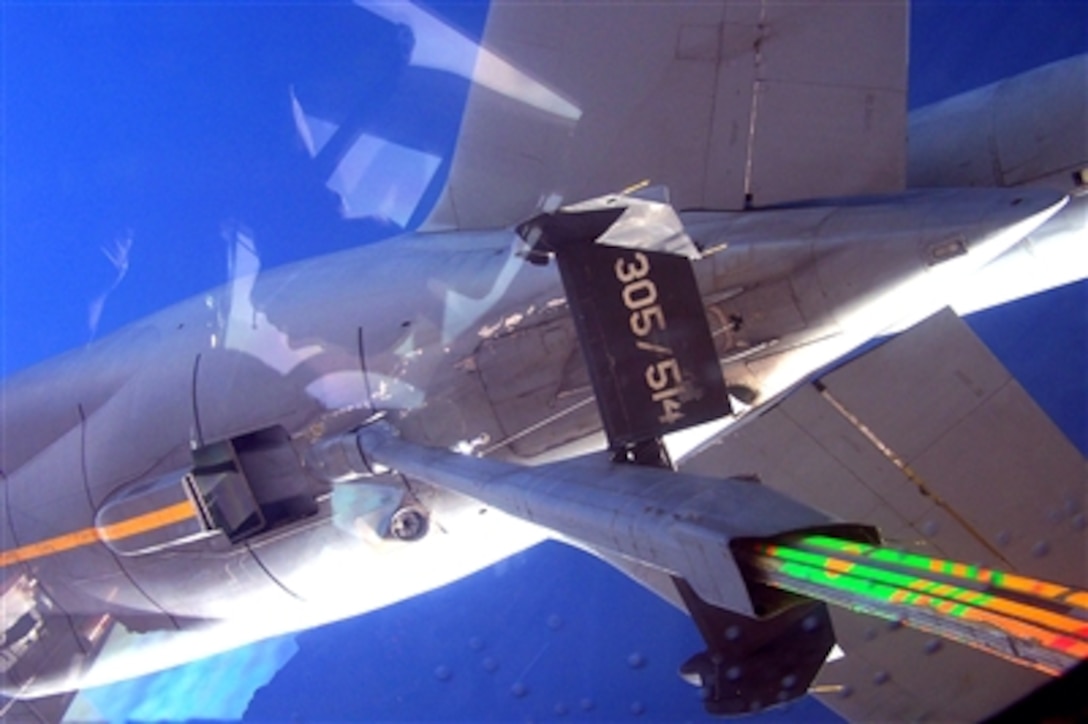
[2,1,1085,721]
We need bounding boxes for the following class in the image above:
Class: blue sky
[2,1,1086,721]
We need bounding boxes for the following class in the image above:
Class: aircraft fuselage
[1,55,1085,698]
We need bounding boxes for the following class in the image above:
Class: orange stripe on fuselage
[97,500,196,542]
[0,500,197,567]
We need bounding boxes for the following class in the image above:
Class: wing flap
[813,309,1085,583]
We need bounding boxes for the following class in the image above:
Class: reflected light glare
[471,49,583,122]
[66,636,299,723]
[221,228,323,375]
[952,197,1088,316]
[357,0,582,121]
[330,134,442,225]
[292,87,443,226]
[438,240,524,344]
[290,89,336,157]
[88,233,134,339]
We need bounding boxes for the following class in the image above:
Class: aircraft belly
[0,182,1071,702]
[80,234,550,619]
[3,425,172,622]
[81,351,197,509]
[193,348,330,447]
[230,485,545,616]
[952,194,1088,315]
[0,235,525,632]
[115,535,313,621]
[704,278,812,358]
[473,313,600,459]
[0,324,163,476]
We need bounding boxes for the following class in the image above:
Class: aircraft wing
[680,308,1087,721]
[417,0,908,230]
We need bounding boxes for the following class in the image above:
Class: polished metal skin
[0,2,1085,716]
[0,182,1067,698]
